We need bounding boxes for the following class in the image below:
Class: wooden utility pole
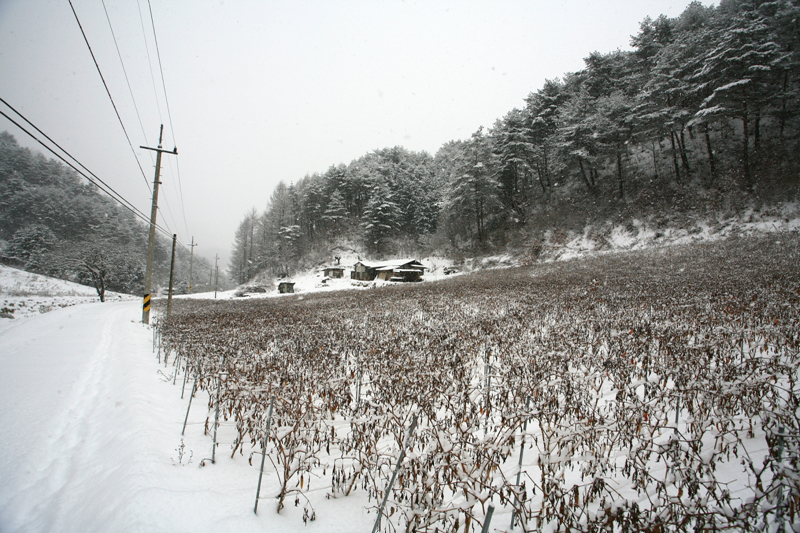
[141,125,177,324]
[166,234,177,319]
[188,236,197,293]
[214,253,219,298]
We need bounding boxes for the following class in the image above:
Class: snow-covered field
[1,209,798,533]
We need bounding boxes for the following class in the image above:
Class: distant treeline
[230,0,800,284]
[0,132,214,298]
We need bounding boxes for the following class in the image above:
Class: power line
[0,98,148,219]
[18,2,201,261]
[136,0,163,125]
[146,0,191,240]
[0,104,174,241]
[146,0,176,150]
[163,156,190,239]
[0,105,205,262]
[68,0,151,193]
[102,0,190,245]
[75,1,197,259]
[2,106,208,268]
[100,0,152,194]
[160,183,181,238]
[174,158,191,238]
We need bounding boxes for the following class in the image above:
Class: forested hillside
[230,0,800,284]
[0,132,214,299]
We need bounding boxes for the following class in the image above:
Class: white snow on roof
[353,259,424,269]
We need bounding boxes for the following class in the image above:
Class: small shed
[351,259,425,282]
[278,282,295,294]
[323,266,345,278]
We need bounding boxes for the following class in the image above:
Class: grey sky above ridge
[0,0,708,269]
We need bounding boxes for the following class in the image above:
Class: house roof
[353,259,425,270]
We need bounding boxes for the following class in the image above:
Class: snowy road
[0,302,167,532]
[0,302,370,533]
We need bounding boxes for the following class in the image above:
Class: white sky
[0,0,706,268]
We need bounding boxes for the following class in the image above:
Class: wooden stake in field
[182,377,197,436]
[356,369,362,408]
[372,414,418,533]
[211,371,227,464]
[511,395,530,529]
[254,396,275,515]
[181,362,189,399]
[481,504,495,533]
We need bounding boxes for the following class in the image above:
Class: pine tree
[693,2,785,189]
[444,129,500,246]
[361,181,400,254]
[322,189,348,235]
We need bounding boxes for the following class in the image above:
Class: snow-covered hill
[229,204,800,298]
[0,265,134,320]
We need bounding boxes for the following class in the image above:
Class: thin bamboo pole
[254,397,276,515]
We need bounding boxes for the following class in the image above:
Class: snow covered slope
[0,265,132,319]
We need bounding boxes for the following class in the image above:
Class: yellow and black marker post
[143,294,151,318]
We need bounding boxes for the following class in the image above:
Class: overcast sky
[0,0,710,269]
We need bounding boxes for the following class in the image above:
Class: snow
[0,264,784,532]
[0,298,372,533]
[1,207,797,532]
[0,265,134,319]
[552,205,800,263]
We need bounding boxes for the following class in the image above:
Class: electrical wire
[145,0,190,239]
[68,0,151,193]
[146,0,176,153]
[163,156,190,239]
[0,107,174,241]
[18,2,202,260]
[107,1,185,246]
[174,158,191,238]
[100,0,152,193]
[159,185,181,239]
[0,98,148,219]
[1,103,204,260]
[136,0,163,126]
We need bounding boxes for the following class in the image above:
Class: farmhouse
[351,259,425,282]
[322,266,345,278]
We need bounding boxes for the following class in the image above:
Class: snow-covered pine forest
[229,0,800,284]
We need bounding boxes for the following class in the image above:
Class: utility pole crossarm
[140,145,178,155]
